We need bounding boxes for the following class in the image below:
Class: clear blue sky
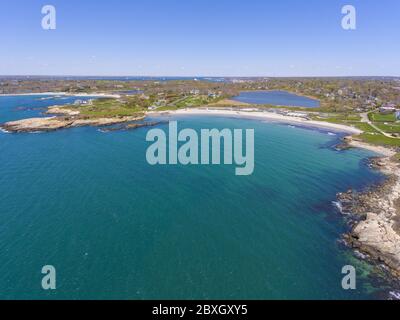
[1,0,399,77]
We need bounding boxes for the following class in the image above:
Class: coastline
[0,92,121,98]
[3,106,363,134]
[337,149,400,279]
[1,115,145,133]
[348,139,397,157]
[152,108,362,134]
[154,108,400,281]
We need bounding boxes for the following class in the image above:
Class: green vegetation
[174,95,220,109]
[313,115,400,147]
[358,132,400,147]
[374,123,400,134]
[72,97,147,118]
[368,112,397,122]
[313,113,361,123]
[64,93,223,117]
[350,122,379,133]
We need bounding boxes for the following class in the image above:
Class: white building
[73,99,92,106]
[379,105,396,114]
[287,112,308,118]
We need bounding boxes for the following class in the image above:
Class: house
[73,99,92,106]
[207,91,219,98]
[73,99,84,105]
[379,103,397,114]
[156,99,167,106]
[287,112,309,119]
[74,99,93,106]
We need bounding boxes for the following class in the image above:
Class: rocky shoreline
[99,121,165,132]
[337,137,400,279]
[0,106,146,133]
[1,115,146,133]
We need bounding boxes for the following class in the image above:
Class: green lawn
[358,132,400,147]
[313,116,400,147]
[173,95,219,108]
[368,112,397,122]
[374,123,400,134]
[348,122,379,133]
[74,98,146,118]
[312,113,361,124]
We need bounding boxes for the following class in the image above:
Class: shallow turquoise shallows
[0,96,390,300]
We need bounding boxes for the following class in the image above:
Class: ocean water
[0,95,95,123]
[232,90,320,108]
[0,95,392,300]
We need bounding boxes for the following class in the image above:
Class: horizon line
[1,74,399,79]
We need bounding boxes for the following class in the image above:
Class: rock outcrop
[1,115,145,133]
[338,156,400,278]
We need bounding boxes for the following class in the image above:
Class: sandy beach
[153,107,400,157]
[160,108,363,134]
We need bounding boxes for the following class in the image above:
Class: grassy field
[174,96,216,108]
[313,113,361,123]
[67,94,224,115]
[349,122,379,133]
[374,123,400,134]
[314,115,400,147]
[358,132,400,147]
[345,122,400,147]
[71,98,146,118]
[351,122,400,147]
[368,112,397,122]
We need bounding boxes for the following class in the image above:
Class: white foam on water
[389,291,400,300]
[0,128,10,134]
[332,201,343,213]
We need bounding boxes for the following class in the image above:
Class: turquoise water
[232,90,320,107]
[0,96,391,300]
